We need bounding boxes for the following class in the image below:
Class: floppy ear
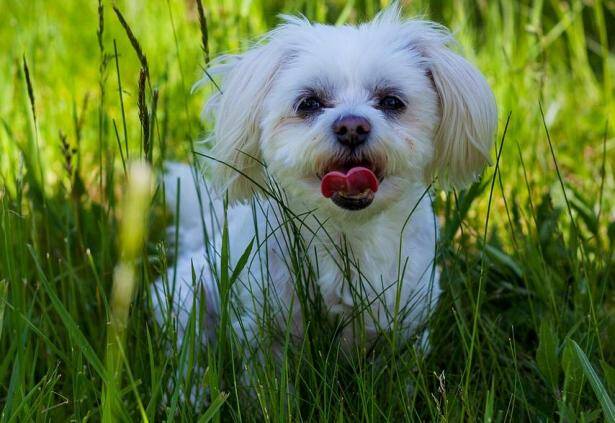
[205,42,287,202]
[423,42,497,189]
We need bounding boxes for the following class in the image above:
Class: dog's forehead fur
[268,16,442,101]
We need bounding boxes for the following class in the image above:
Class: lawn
[0,0,614,421]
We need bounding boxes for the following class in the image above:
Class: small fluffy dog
[153,5,496,359]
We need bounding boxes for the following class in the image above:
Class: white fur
[153,5,496,359]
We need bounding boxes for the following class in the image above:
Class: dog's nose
[332,115,371,147]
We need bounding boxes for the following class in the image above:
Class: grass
[0,0,614,421]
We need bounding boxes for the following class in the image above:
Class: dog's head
[205,6,496,217]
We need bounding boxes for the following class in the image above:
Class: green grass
[1,0,614,421]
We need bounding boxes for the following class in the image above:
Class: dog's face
[207,7,497,217]
[260,23,439,214]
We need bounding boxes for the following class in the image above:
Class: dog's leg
[151,161,223,407]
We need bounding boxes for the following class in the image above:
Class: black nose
[332,115,371,147]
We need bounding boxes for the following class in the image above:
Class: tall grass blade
[0,280,6,341]
[570,340,615,423]
[102,162,154,421]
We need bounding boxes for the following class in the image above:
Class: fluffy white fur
[152,5,496,359]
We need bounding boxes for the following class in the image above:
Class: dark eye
[297,96,323,114]
[378,95,405,112]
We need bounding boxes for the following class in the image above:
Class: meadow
[0,0,614,421]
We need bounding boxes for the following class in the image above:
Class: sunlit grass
[0,0,613,421]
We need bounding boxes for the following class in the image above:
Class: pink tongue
[321,167,379,198]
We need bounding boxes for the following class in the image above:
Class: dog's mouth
[318,158,384,211]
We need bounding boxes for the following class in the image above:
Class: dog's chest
[232,198,439,344]
[314,228,402,310]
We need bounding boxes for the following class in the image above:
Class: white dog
[152,5,496,360]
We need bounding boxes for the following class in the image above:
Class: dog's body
[153,5,496,357]
[154,162,440,351]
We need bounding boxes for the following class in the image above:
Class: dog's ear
[421,34,497,189]
[205,42,287,202]
[374,7,496,189]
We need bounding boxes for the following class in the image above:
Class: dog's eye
[297,96,323,114]
[378,95,405,112]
